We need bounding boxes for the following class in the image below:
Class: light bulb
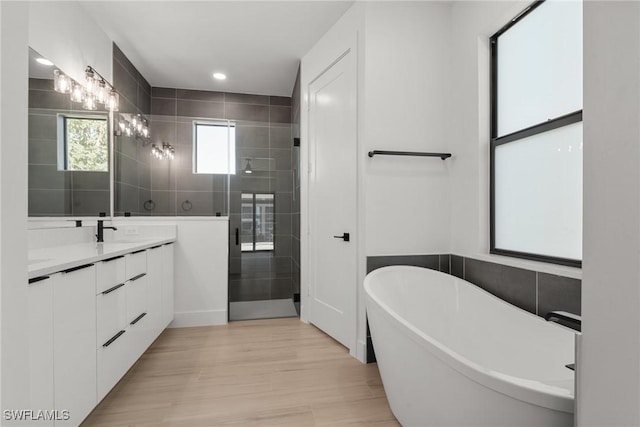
[83,93,98,110]
[142,127,149,138]
[96,80,107,104]
[132,116,138,127]
[71,82,85,102]
[107,91,119,112]
[53,70,72,94]
[85,69,97,94]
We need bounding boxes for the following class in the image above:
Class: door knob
[333,232,350,242]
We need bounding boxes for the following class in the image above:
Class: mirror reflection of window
[58,114,108,172]
[241,193,275,252]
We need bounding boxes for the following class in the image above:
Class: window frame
[240,192,275,253]
[489,0,582,268]
[57,112,109,172]
[192,120,236,175]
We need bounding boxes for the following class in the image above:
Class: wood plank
[82,318,399,426]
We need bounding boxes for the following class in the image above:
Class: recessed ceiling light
[213,72,226,80]
[36,57,54,66]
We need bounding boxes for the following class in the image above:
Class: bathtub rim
[364,265,575,414]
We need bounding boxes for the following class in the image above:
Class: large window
[58,114,108,172]
[490,0,582,267]
[193,121,236,174]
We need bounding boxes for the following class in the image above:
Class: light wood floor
[82,318,400,426]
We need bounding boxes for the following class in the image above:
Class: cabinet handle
[130,312,147,325]
[62,263,94,274]
[130,273,146,282]
[28,275,50,284]
[235,228,239,246]
[131,249,146,255]
[101,283,125,295]
[103,330,126,347]
[103,255,124,263]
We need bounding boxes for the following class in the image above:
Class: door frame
[300,25,367,361]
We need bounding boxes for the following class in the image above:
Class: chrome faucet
[96,220,117,243]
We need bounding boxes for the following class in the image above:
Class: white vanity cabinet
[28,273,56,427]
[162,243,175,327]
[96,256,130,402]
[54,264,97,426]
[28,239,175,424]
[146,245,165,338]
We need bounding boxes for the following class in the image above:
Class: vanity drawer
[96,283,127,349]
[126,273,147,324]
[125,250,147,280]
[96,256,126,294]
[96,328,130,402]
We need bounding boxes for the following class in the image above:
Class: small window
[490,0,583,266]
[241,193,275,252]
[58,114,108,172]
[193,121,236,174]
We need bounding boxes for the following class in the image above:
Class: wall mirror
[28,47,111,217]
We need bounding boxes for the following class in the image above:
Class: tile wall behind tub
[150,86,296,303]
[365,254,581,362]
[113,43,152,216]
[28,78,110,216]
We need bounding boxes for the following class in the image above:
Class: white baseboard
[355,339,367,363]
[168,309,228,327]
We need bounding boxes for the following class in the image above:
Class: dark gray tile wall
[291,66,301,298]
[28,78,110,216]
[113,43,152,216]
[365,253,582,362]
[150,82,295,303]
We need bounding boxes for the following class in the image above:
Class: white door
[307,49,357,349]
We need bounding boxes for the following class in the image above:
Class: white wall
[112,218,229,327]
[29,1,112,83]
[0,1,30,418]
[363,1,452,257]
[579,2,640,425]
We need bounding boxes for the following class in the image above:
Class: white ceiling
[80,1,354,97]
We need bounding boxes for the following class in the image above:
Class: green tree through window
[65,117,108,171]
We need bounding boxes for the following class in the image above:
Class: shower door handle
[333,232,350,242]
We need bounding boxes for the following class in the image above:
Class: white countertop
[28,237,176,279]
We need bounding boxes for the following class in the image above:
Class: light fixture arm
[85,66,114,90]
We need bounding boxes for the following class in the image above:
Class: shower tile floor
[229,298,298,321]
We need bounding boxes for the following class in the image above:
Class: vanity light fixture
[151,142,175,160]
[53,65,119,112]
[115,113,150,141]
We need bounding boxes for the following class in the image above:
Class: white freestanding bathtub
[364,266,575,427]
